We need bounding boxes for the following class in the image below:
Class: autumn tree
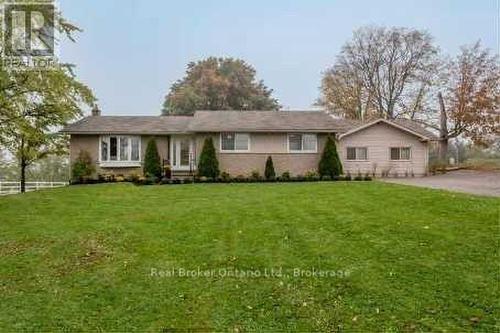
[0,11,95,192]
[424,42,499,160]
[162,57,280,115]
[319,26,438,120]
[0,68,94,192]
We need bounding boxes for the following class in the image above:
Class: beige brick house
[62,110,436,178]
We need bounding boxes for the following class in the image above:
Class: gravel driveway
[382,170,500,197]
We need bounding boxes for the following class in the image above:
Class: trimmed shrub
[264,156,276,180]
[127,173,141,183]
[281,171,291,181]
[233,175,246,183]
[305,170,319,181]
[220,172,231,182]
[115,175,125,182]
[134,175,158,185]
[144,139,162,178]
[319,135,343,178]
[72,150,95,182]
[250,170,261,181]
[98,174,115,182]
[198,137,220,179]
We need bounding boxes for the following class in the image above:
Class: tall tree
[319,26,438,120]
[0,68,94,192]
[0,11,95,192]
[162,57,280,115]
[425,42,500,160]
[319,61,377,120]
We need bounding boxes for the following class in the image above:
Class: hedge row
[71,173,373,186]
[133,174,372,186]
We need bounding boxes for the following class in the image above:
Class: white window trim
[99,135,142,168]
[389,146,412,161]
[287,133,318,153]
[220,133,251,153]
[346,147,369,161]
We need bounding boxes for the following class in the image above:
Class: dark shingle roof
[187,111,344,132]
[61,116,192,134]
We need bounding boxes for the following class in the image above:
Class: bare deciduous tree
[319,26,438,120]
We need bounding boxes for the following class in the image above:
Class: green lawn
[0,182,498,332]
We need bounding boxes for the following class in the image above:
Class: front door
[170,136,194,171]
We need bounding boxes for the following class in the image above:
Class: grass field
[0,182,498,331]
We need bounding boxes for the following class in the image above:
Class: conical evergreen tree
[264,156,276,180]
[319,135,343,178]
[197,137,220,178]
[144,139,162,177]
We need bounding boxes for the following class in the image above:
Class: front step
[171,170,195,178]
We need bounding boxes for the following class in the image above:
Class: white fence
[0,181,68,196]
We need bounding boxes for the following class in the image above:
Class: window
[289,134,302,151]
[101,137,108,161]
[288,134,317,152]
[347,147,368,160]
[221,133,250,152]
[110,137,117,161]
[119,137,129,161]
[390,147,411,160]
[131,137,140,161]
[100,136,141,163]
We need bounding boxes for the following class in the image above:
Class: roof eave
[61,131,190,135]
[190,129,339,133]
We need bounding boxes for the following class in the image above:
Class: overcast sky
[60,0,499,116]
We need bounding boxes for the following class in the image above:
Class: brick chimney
[91,104,101,116]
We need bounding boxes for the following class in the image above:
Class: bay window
[100,136,141,165]
[288,133,317,152]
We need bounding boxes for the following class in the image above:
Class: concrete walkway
[382,170,500,197]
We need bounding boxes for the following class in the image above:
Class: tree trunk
[20,137,26,193]
[438,139,448,164]
[20,159,26,193]
[438,92,449,163]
